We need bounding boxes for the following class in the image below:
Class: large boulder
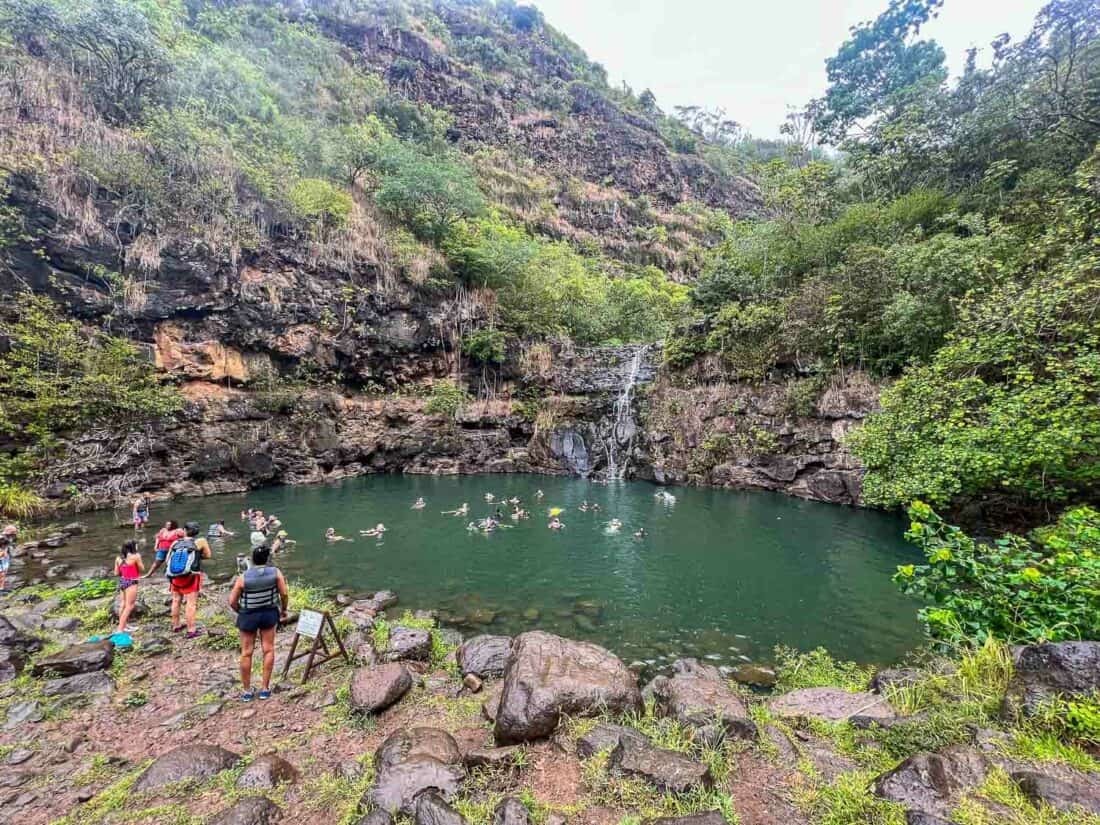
[609,736,712,794]
[493,632,642,744]
[237,754,300,789]
[1003,641,1100,718]
[770,687,896,723]
[416,791,466,825]
[369,728,466,815]
[349,664,412,714]
[134,744,241,791]
[30,641,113,678]
[457,635,512,678]
[1011,769,1100,815]
[646,659,756,740]
[872,746,989,819]
[209,796,281,825]
[387,627,432,662]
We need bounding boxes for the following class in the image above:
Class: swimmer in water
[325,527,351,543]
[535,489,544,499]
[412,498,426,510]
[484,493,495,502]
[442,503,470,516]
[591,502,601,512]
[607,519,623,532]
[466,521,479,532]
[548,517,564,531]
[634,527,647,539]
[578,501,589,512]
[508,497,520,506]
[360,523,387,538]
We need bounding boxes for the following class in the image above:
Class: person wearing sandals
[167,522,212,639]
[113,540,144,633]
[228,544,288,701]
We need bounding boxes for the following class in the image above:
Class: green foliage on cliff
[0,294,180,478]
[896,502,1100,646]
[669,0,1100,516]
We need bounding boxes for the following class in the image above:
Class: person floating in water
[607,519,623,533]
[325,528,351,543]
[591,502,601,512]
[578,501,589,512]
[548,517,564,530]
[484,492,495,502]
[443,503,469,516]
[535,489,544,499]
[634,527,647,539]
[412,498,426,510]
[361,523,387,538]
[466,521,479,532]
[271,530,295,553]
[207,520,235,538]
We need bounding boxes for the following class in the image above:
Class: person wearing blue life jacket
[228,545,289,702]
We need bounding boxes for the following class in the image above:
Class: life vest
[240,565,279,612]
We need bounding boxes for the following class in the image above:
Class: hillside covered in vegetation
[0,0,1097,537]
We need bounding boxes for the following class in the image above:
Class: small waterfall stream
[603,344,651,480]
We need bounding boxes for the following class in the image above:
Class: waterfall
[604,344,650,480]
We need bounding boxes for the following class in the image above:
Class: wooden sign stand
[280,609,350,684]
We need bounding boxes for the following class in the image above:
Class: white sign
[296,609,324,639]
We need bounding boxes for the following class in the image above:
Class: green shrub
[895,502,1100,645]
[461,329,507,364]
[425,380,470,420]
[288,178,354,230]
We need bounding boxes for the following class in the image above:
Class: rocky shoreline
[1,569,1098,825]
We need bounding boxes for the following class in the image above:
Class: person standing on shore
[228,545,289,701]
[113,540,144,633]
[167,522,212,638]
[0,524,16,592]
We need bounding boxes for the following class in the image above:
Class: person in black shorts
[228,545,289,701]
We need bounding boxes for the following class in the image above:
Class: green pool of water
[63,474,923,669]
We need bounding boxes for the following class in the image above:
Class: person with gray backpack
[166,522,212,638]
[228,544,289,701]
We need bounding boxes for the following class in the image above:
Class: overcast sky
[529,0,1048,138]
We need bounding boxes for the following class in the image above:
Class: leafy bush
[895,502,1100,645]
[0,483,44,518]
[376,148,486,243]
[288,178,354,231]
[424,380,470,420]
[461,329,507,365]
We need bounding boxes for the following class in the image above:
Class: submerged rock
[1003,641,1100,719]
[494,631,642,744]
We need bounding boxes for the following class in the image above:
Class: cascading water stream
[604,344,650,480]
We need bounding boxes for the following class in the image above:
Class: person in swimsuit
[132,496,150,528]
[548,517,564,530]
[229,545,289,701]
[412,497,426,510]
[113,540,144,633]
[207,520,235,538]
[168,522,212,638]
[144,520,183,579]
[0,525,16,592]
